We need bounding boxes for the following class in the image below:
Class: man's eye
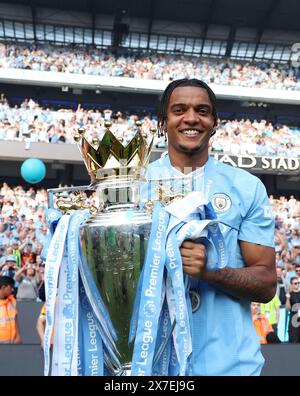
[199,109,208,115]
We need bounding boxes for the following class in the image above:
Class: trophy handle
[47,185,99,215]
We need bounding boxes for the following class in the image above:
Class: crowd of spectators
[272,195,300,269]
[1,94,299,157]
[0,43,299,91]
[0,94,158,147]
[211,119,300,157]
[0,183,49,303]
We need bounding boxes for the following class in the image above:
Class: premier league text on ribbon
[44,215,70,376]
[165,228,191,375]
[85,311,100,374]
[62,265,74,372]
[166,238,186,334]
[135,208,167,374]
[144,210,166,299]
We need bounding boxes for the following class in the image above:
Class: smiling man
[144,78,276,375]
[160,82,217,169]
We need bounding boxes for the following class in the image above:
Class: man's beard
[177,142,205,153]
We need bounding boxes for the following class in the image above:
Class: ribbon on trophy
[44,209,121,376]
[130,191,228,376]
[44,188,227,376]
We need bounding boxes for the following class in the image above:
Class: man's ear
[211,118,219,136]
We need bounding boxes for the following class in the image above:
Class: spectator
[251,302,274,345]
[276,266,287,306]
[0,276,22,344]
[285,262,297,287]
[35,254,44,268]
[0,246,6,266]
[286,277,300,343]
[36,303,54,350]
[260,294,281,335]
[35,225,51,250]
[0,226,13,247]
[295,264,300,278]
[36,303,46,350]
[37,264,45,302]
[0,254,19,296]
[11,238,21,268]
[14,263,42,301]
[0,254,17,278]
[19,240,38,267]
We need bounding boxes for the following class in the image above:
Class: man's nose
[182,108,199,124]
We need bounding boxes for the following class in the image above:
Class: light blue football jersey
[141,154,275,376]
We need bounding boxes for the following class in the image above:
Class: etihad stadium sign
[212,153,300,174]
[150,150,300,175]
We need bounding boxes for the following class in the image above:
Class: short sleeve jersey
[142,155,275,376]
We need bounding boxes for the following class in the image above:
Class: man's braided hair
[157,78,218,137]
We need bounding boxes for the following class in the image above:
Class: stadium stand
[0,43,299,90]
[0,94,300,157]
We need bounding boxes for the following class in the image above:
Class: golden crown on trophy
[74,120,156,182]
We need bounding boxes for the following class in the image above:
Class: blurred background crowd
[1,93,300,157]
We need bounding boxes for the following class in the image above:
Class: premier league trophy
[76,121,155,374]
[45,119,204,377]
[47,120,156,375]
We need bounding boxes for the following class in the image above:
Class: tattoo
[202,266,274,302]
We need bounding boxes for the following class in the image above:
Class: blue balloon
[21,158,46,184]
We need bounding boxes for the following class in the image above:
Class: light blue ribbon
[130,193,228,376]
[45,209,121,376]
[165,223,192,376]
[131,202,169,376]
[45,181,228,376]
[42,208,62,260]
[66,210,90,374]
[78,248,122,373]
[152,299,173,375]
[78,277,104,376]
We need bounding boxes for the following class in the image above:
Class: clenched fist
[180,241,207,279]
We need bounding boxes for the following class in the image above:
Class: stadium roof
[0,0,299,60]
[1,0,300,31]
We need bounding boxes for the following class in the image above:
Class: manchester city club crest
[212,193,232,213]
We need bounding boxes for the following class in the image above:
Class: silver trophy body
[48,122,160,375]
[80,177,152,374]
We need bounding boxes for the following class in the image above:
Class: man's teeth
[182,130,199,136]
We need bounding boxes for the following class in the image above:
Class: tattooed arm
[180,240,276,303]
